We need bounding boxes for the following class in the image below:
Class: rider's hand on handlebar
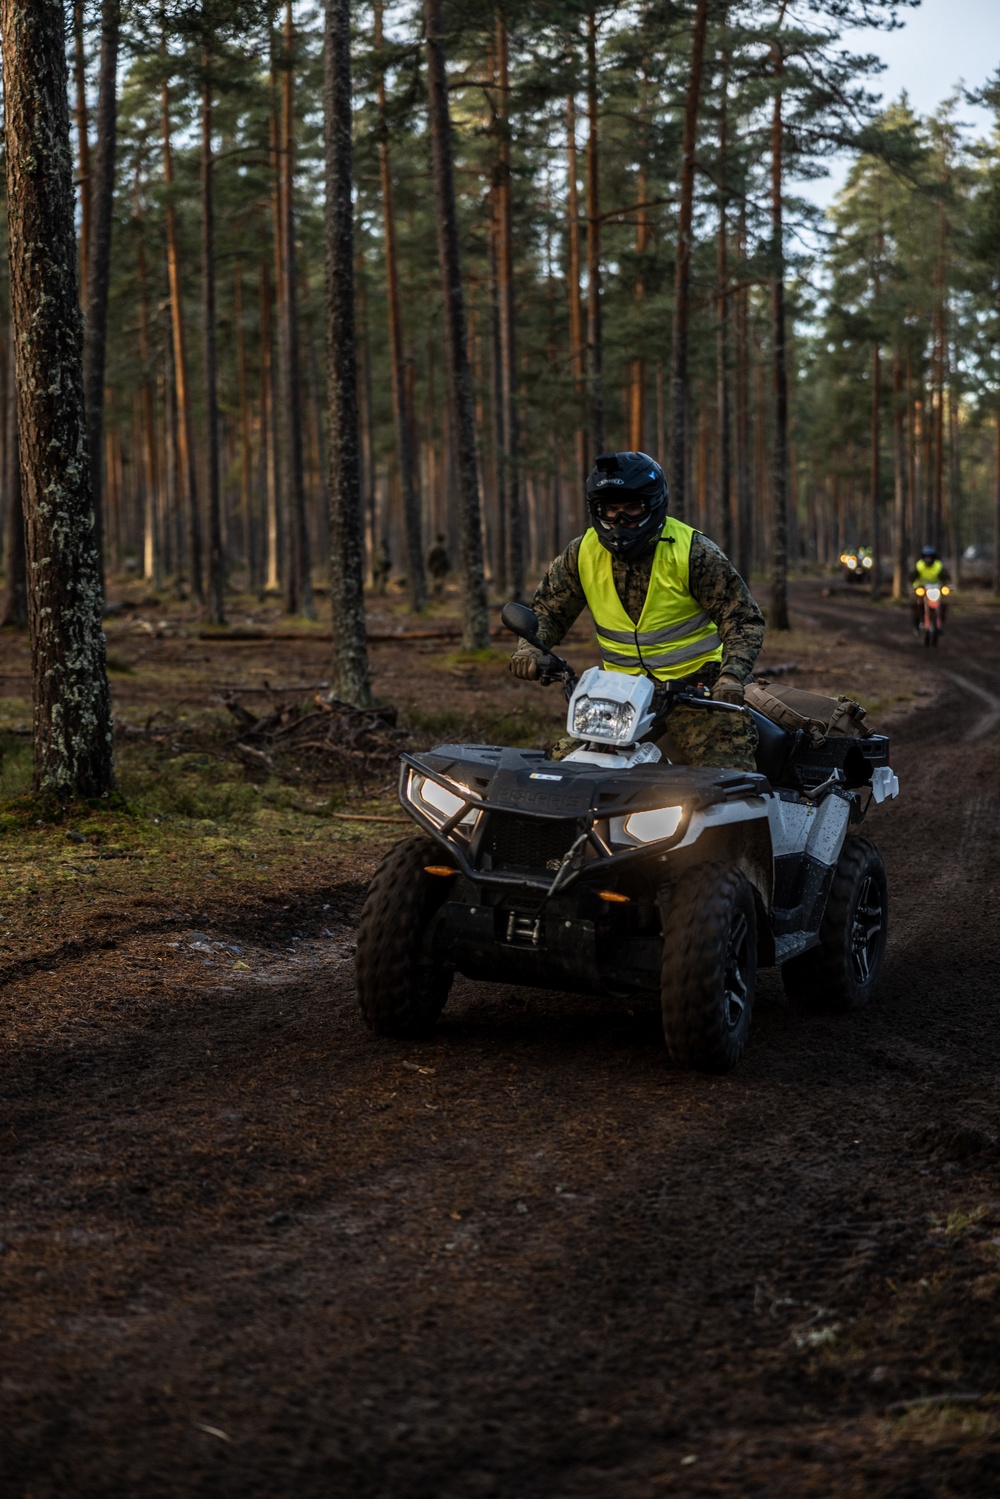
[510,647,558,681]
[712,673,745,706]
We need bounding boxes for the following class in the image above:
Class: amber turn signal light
[598,890,630,903]
[424,865,456,877]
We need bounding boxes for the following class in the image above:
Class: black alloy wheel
[781,835,888,1012]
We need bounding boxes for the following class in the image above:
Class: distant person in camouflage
[509,451,764,771]
[426,534,451,600]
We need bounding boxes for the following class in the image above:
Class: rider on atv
[910,546,951,633]
[509,452,764,770]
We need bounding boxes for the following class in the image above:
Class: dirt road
[3,583,1000,1497]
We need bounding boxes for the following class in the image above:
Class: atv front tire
[659,863,757,1073]
[781,834,888,1012]
[355,836,454,1037]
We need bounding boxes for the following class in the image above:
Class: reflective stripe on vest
[916,558,943,583]
[577,520,723,681]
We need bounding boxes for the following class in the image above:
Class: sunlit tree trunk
[161,61,203,601]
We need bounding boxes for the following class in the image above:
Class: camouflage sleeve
[688,534,765,684]
[524,535,588,651]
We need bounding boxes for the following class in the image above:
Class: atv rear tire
[355,836,454,1038]
[659,863,757,1073]
[781,834,888,1012]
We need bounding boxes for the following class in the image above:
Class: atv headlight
[571,695,637,743]
[862,555,872,568]
[623,806,683,843]
[408,772,477,830]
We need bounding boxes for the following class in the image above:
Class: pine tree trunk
[869,340,881,601]
[324,0,371,704]
[374,0,425,611]
[424,0,489,650]
[136,211,161,587]
[201,58,225,624]
[0,0,114,795]
[668,0,709,521]
[585,8,604,455]
[260,256,280,594]
[496,11,523,599]
[72,0,92,309]
[277,2,314,619]
[566,94,587,499]
[891,351,908,600]
[82,0,120,596]
[234,262,254,586]
[715,48,732,557]
[734,210,752,582]
[488,191,506,592]
[768,47,790,630]
[161,66,203,601]
[993,398,1000,597]
[1,335,26,627]
[629,142,649,450]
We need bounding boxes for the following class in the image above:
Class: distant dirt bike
[914,582,949,647]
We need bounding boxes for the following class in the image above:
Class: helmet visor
[593,496,649,530]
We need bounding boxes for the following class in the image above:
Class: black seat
[749,708,799,786]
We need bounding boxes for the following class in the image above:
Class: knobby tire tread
[659,862,757,1074]
[355,835,453,1038]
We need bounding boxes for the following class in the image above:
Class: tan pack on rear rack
[744,681,872,744]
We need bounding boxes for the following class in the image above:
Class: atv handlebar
[500,602,745,715]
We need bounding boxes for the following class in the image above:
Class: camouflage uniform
[514,530,764,771]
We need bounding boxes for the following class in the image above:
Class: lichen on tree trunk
[0,0,115,797]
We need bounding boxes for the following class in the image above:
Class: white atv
[355,604,899,1072]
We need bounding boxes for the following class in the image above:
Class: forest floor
[2,576,1000,1497]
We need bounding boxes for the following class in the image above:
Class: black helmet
[585,451,669,562]
[921,545,937,559]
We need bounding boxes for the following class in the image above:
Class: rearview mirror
[500,602,542,647]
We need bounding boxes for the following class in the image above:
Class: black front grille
[484,814,579,872]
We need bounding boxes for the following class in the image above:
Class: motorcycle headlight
[623,806,683,843]
[571,696,637,743]
[862,555,872,568]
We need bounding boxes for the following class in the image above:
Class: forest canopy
[2,0,999,629]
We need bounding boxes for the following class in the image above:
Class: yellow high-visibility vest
[577,519,723,681]
[915,557,943,583]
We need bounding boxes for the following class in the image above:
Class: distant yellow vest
[915,558,943,583]
[577,520,723,681]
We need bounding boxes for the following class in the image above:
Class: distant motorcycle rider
[910,545,951,632]
[509,451,764,770]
